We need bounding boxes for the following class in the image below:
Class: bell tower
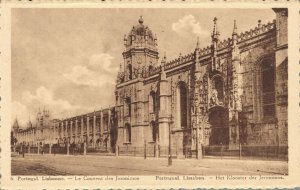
[122,16,159,81]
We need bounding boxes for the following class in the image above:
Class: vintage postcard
[0,1,299,189]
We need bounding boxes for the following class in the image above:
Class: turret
[211,17,220,71]
[195,36,200,51]
[122,16,159,82]
[231,20,240,61]
[158,52,170,147]
[231,20,242,112]
[12,117,19,132]
[195,37,201,71]
[159,52,168,115]
[160,53,167,81]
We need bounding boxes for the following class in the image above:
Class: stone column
[67,141,70,155]
[61,122,64,139]
[75,118,78,143]
[65,120,68,140]
[29,131,31,145]
[80,117,84,141]
[53,124,56,143]
[70,120,73,143]
[115,145,119,157]
[49,143,52,154]
[100,111,103,136]
[93,113,96,147]
[158,63,171,147]
[229,22,242,149]
[86,116,90,146]
[60,122,63,138]
[83,142,87,155]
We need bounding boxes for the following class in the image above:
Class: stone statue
[210,89,219,106]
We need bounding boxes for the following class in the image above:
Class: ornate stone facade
[12,107,117,152]
[12,9,288,155]
[115,9,288,154]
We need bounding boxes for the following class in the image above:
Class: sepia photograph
[10,8,288,176]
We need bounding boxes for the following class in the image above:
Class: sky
[11,8,276,127]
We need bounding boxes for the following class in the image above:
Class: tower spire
[13,116,19,129]
[231,20,240,61]
[211,17,220,71]
[212,17,219,40]
[213,17,217,32]
[233,20,237,35]
[232,20,238,46]
[196,36,200,50]
[122,17,158,82]
[161,52,167,80]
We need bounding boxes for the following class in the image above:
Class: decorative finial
[161,57,166,80]
[123,35,127,47]
[258,19,262,27]
[196,36,200,50]
[233,20,237,35]
[161,52,167,65]
[139,16,144,24]
[213,17,217,23]
[212,17,219,40]
[213,17,218,33]
[232,20,240,59]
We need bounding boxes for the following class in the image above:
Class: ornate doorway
[208,106,229,145]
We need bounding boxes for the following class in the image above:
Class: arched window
[212,75,224,103]
[149,91,156,113]
[261,59,275,117]
[124,123,131,143]
[125,97,131,117]
[128,64,133,80]
[176,82,188,129]
[150,121,158,142]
